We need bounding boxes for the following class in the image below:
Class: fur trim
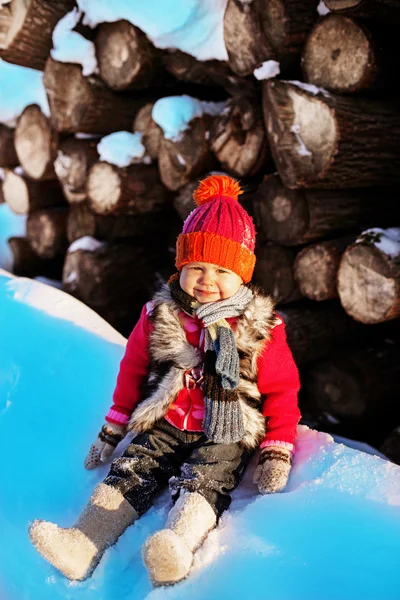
[128,284,277,448]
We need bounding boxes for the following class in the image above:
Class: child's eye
[218,269,228,274]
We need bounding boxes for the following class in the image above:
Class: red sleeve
[105,304,153,426]
[256,320,301,446]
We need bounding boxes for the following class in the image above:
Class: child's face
[180,262,243,303]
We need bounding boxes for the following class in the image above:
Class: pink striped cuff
[260,440,294,453]
[106,409,130,425]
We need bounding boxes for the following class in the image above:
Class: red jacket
[106,303,301,450]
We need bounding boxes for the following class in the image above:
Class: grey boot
[29,483,137,581]
[143,492,216,586]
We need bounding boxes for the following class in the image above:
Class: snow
[97,131,151,167]
[0,59,50,126]
[0,271,399,599]
[285,79,330,97]
[51,8,98,77]
[76,0,229,62]
[253,60,280,81]
[152,96,226,141]
[290,124,312,157]
[317,0,330,15]
[68,236,106,254]
[0,204,27,271]
[356,228,400,259]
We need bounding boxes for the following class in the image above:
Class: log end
[87,162,121,215]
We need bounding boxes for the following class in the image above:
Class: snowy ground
[0,270,399,600]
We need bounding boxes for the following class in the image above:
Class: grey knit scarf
[169,276,253,444]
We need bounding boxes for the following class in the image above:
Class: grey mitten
[84,422,125,470]
[253,446,292,494]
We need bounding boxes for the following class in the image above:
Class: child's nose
[199,271,214,285]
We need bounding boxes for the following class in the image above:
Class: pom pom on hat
[193,174,243,206]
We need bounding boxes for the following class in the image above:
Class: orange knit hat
[175,175,256,283]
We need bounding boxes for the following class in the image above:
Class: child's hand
[253,447,292,494]
[84,423,125,470]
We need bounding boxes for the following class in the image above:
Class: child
[29,175,301,586]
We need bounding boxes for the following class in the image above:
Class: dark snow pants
[103,418,252,518]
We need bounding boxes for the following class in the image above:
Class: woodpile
[1,0,400,453]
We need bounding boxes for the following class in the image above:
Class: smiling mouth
[195,289,218,295]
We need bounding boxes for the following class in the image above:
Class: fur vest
[127,284,277,449]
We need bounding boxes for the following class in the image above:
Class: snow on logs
[3,169,66,214]
[43,58,150,134]
[95,20,163,91]
[252,174,397,246]
[54,137,99,204]
[87,162,169,216]
[302,15,400,94]
[293,235,356,302]
[210,96,269,178]
[337,228,400,324]
[0,0,75,70]
[26,207,69,259]
[0,124,18,168]
[14,104,59,180]
[223,0,318,76]
[262,80,400,188]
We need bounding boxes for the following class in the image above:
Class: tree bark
[87,162,169,216]
[43,57,151,134]
[133,103,162,160]
[0,4,12,51]
[302,15,400,94]
[14,104,59,180]
[253,242,302,304]
[62,240,168,335]
[95,20,164,91]
[263,79,400,188]
[67,201,176,243]
[252,174,399,246]
[173,181,198,220]
[279,300,364,366]
[0,124,18,168]
[210,95,269,177]
[7,235,63,279]
[337,228,400,324]
[0,0,75,70]
[54,137,99,204]
[158,116,217,191]
[305,339,400,444]
[27,207,69,259]
[224,0,318,75]
[324,0,400,20]
[3,169,66,214]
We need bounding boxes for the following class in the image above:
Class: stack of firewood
[1,0,400,459]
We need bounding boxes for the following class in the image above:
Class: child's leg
[29,421,192,581]
[143,439,252,586]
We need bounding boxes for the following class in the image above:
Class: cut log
[210,96,269,177]
[324,0,400,20]
[87,162,169,216]
[3,169,66,214]
[302,15,400,94]
[173,181,198,220]
[43,58,151,134]
[293,235,356,301]
[27,207,69,259]
[14,104,59,180]
[0,124,18,168]
[279,300,363,366]
[0,0,75,70]
[133,103,162,160]
[252,174,399,246]
[63,239,168,334]
[253,242,301,304]
[95,20,163,91]
[380,427,400,465]
[54,137,99,204]
[305,340,400,444]
[263,80,400,188]
[337,228,400,324]
[158,117,217,191]
[67,202,176,243]
[0,4,12,50]
[224,0,318,75]
[7,236,63,279]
